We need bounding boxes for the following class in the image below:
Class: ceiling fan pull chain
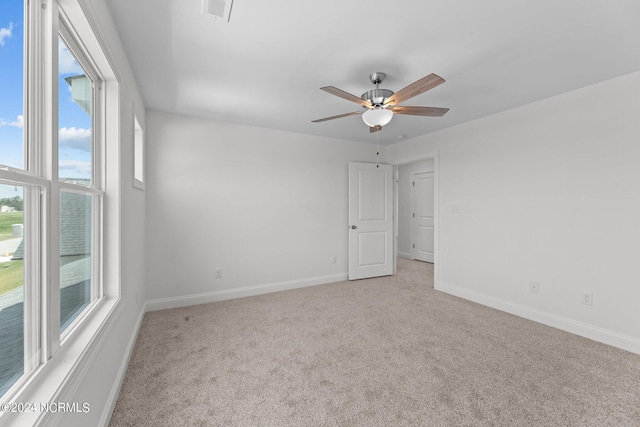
[376,128,380,168]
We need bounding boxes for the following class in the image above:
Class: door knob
[351,225,357,229]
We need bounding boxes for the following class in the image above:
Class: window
[59,190,94,332]
[57,24,102,333]
[134,115,145,189]
[0,0,24,170]
[58,32,95,184]
[0,0,33,397]
[0,0,116,403]
[0,184,26,396]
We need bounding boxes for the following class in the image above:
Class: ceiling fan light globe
[362,108,393,127]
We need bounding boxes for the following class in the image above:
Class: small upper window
[133,115,144,189]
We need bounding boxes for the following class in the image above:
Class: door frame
[392,151,439,285]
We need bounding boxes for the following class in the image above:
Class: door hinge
[413,244,415,248]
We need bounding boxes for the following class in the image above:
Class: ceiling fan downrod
[361,72,394,106]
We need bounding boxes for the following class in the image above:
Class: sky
[0,0,92,200]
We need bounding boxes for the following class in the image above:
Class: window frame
[55,14,104,340]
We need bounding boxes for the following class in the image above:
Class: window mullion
[42,0,61,358]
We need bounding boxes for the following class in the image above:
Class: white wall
[387,71,640,353]
[145,111,381,308]
[397,159,434,258]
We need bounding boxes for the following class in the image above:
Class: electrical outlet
[451,205,460,214]
[215,269,223,279]
[529,281,540,294]
[331,256,337,264]
[580,291,593,306]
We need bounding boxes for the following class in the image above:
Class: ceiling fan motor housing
[361,88,394,106]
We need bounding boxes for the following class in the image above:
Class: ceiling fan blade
[311,111,362,123]
[320,86,372,108]
[392,106,449,117]
[369,125,382,133]
[384,74,445,106]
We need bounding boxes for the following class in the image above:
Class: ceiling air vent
[202,0,234,22]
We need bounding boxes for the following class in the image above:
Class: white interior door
[411,172,434,262]
[348,162,393,280]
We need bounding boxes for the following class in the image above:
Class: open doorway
[397,159,434,261]
[391,152,439,286]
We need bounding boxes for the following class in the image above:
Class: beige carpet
[110,259,640,426]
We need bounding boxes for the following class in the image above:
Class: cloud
[59,126,92,152]
[0,23,13,46]
[58,40,84,75]
[0,115,23,128]
[59,126,91,140]
[10,115,23,128]
[59,160,91,177]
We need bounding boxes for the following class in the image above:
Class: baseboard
[146,273,349,312]
[397,252,412,259]
[436,281,640,355]
[98,303,147,427]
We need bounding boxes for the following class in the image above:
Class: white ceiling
[106,0,640,145]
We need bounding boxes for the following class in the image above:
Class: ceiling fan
[312,72,449,132]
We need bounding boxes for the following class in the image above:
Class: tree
[0,196,23,211]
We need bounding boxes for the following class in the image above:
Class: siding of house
[60,192,92,257]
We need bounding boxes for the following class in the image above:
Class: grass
[0,212,25,295]
[0,260,24,297]
[0,211,23,242]
[0,256,89,297]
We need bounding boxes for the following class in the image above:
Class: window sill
[0,296,122,427]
